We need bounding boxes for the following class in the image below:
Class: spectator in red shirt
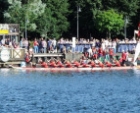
[33,38,39,53]
[109,48,114,60]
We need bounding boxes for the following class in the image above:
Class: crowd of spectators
[0,36,138,66]
[57,37,137,54]
[0,36,138,55]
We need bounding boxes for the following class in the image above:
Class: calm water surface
[0,69,140,113]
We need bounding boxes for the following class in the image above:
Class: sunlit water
[0,69,140,113]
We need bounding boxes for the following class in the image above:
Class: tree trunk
[106,30,111,39]
[108,30,111,39]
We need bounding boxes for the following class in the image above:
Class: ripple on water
[0,69,140,112]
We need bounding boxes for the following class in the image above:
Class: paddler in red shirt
[39,59,48,68]
[49,60,57,67]
[88,60,96,68]
[56,60,64,68]
[121,50,127,66]
[105,60,112,67]
[73,60,81,67]
[114,59,121,67]
[98,60,104,68]
[109,48,114,60]
[65,61,73,68]
[80,58,90,68]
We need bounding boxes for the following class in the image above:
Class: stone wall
[65,53,83,61]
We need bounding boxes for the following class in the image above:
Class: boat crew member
[39,58,48,68]
[98,61,104,68]
[56,60,64,67]
[98,47,103,58]
[114,60,121,67]
[65,61,73,68]
[49,60,57,67]
[73,61,81,67]
[109,48,114,60]
[105,61,112,67]
[121,50,127,66]
[89,60,96,68]
[80,60,89,67]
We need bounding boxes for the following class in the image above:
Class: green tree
[37,0,70,39]
[95,9,124,38]
[67,0,102,38]
[0,0,9,23]
[4,0,46,36]
[115,0,140,17]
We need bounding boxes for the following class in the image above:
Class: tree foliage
[95,9,124,38]
[1,0,140,39]
[4,0,46,34]
[0,0,9,23]
[37,0,70,39]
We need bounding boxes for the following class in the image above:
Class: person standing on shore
[42,37,47,53]
[33,38,38,53]
[38,38,43,53]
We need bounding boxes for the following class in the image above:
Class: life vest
[99,62,104,68]
[41,62,48,68]
[106,62,112,67]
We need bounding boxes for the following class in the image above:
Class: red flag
[138,31,140,37]
[138,22,140,30]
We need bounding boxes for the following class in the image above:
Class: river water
[0,69,140,113]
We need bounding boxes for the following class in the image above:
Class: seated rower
[49,60,57,67]
[39,59,48,68]
[98,60,104,68]
[80,60,90,68]
[88,60,96,68]
[65,61,73,68]
[114,59,121,67]
[56,60,64,67]
[73,60,81,67]
[105,61,112,67]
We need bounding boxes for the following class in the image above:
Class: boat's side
[11,66,135,71]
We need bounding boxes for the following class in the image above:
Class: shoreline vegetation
[1,0,140,39]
